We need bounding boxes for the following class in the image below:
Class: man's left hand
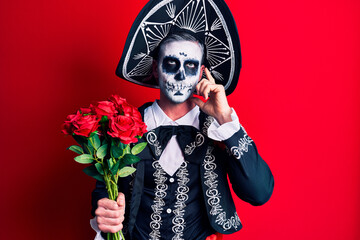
[191,68,232,125]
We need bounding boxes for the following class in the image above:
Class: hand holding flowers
[62,95,147,240]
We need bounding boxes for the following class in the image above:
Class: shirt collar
[151,100,200,129]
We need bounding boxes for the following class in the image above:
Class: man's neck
[157,94,196,121]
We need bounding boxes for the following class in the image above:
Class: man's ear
[199,65,205,80]
[152,60,159,79]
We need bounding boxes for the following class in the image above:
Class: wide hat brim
[116,0,241,95]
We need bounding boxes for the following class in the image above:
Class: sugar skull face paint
[157,40,204,103]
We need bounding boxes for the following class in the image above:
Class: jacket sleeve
[221,125,274,206]
[91,180,109,217]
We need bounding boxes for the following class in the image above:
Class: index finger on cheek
[204,68,215,84]
[196,79,205,95]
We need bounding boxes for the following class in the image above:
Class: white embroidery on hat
[211,70,224,82]
[211,18,222,31]
[128,55,153,77]
[166,3,176,19]
[145,24,172,51]
[205,33,230,69]
[175,0,206,33]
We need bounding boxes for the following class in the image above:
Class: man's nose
[174,68,185,81]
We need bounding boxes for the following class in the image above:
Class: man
[91,31,274,239]
[91,1,274,239]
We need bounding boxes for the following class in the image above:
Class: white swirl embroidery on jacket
[171,161,190,240]
[215,212,241,231]
[147,130,162,156]
[184,133,205,155]
[203,146,241,231]
[149,160,168,240]
[202,116,214,136]
[230,125,253,159]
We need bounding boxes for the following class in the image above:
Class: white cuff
[90,217,105,240]
[207,108,240,141]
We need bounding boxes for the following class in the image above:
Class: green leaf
[118,167,136,178]
[118,141,126,150]
[111,145,123,159]
[131,142,147,155]
[67,145,83,154]
[123,154,141,165]
[116,154,141,170]
[97,144,108,159]
[85,141,94,155]
[107,158,114,169]
[92,134,101,150]
[95,162,104,175]
[74,154,94,164]
[90,131,98,137]
[83,165,104,182]
[124,145,131,154]
[110,159,121,176]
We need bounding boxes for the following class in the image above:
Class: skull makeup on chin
[157,40,204,104]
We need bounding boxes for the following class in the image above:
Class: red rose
[91,101,118,118]
[133,117,147,135]
[73,114,100,137]
[127,105,142,120]
[108,95,139,117]
[62,112,81,135]
[107,115,143,144]
[80,107,92,114]
[62,111,100,137]
[120,101,134,116]
[109,95,126,108]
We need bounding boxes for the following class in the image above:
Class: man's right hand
[95,192,125,233]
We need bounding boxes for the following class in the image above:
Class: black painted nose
[174,70,185,81]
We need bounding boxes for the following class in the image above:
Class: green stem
[104,175,114,200]
[119,230,124,240]
[104,162,123,239]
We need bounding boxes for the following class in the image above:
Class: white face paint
[157,40,203,103]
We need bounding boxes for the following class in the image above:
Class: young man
[91,1,274,239]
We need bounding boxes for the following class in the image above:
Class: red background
[1,0,359,239]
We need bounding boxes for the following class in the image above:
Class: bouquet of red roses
[62,95,147,240]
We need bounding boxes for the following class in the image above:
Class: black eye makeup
[162,56,180,74]
[184,60,199,76]
[162,56,200,76]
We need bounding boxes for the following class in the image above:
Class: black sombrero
[116,0,241,95]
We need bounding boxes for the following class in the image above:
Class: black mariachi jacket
[91,102,274,238]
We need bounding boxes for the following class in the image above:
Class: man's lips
[165,82,194,93]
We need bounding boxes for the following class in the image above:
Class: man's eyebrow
[184,59,199,62]
[163,55,199,62]
[163,55,179,59]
